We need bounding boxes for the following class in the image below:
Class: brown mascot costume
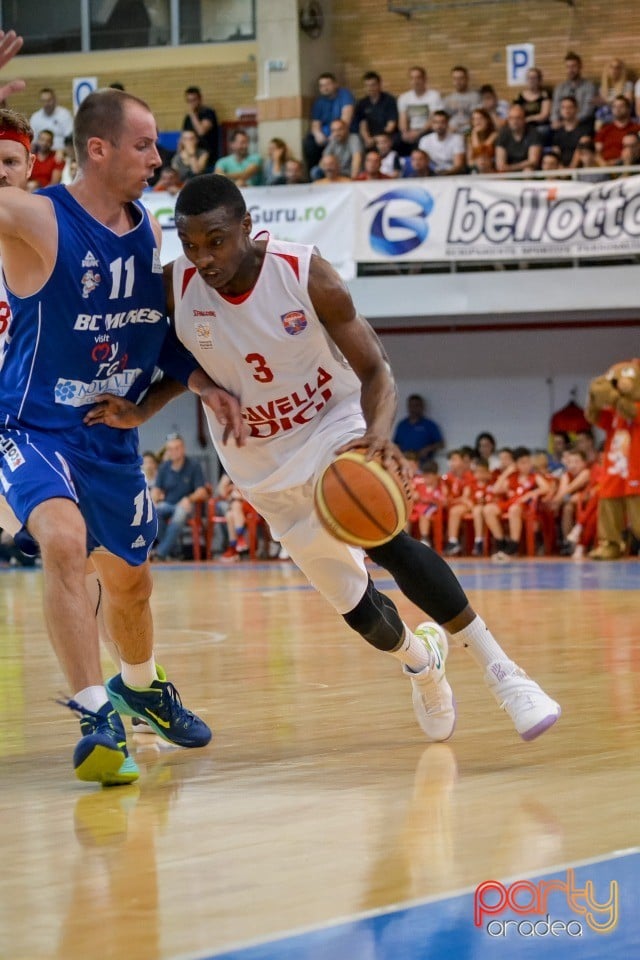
[585,359,640,559]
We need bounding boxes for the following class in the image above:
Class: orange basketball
[314,447,412,548]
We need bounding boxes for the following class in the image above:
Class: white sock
[388,623,434,673]
[450,616,509,671]
[121,656,157,689]
[74,684,110,713]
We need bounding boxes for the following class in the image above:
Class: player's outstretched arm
[308,254,400,467]
[0,30,25,101]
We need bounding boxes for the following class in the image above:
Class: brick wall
[331,1,640,100]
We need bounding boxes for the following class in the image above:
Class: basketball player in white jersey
[90,175,561,744]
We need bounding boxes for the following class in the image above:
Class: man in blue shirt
[303,72,355,170]
[393,394,444,467]
[152,434,208,560]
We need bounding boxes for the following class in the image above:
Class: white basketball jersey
[173,238,364,493]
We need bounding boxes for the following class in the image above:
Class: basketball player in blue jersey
[0,40,244,786]
[91,174,560,746]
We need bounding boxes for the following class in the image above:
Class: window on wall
[0,0,255,53]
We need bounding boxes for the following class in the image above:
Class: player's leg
[249,484,456,742]
[444,503,466,555]
[0,427,139,786]
[367,532,561,740]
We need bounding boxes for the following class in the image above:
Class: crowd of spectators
[10,51,640,197]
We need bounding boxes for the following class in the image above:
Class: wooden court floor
[0,558,638,960]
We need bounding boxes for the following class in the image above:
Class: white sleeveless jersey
[173,238,364,493]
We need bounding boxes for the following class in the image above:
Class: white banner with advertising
[143,184,355,278]
[353,176,640,262]
[143,175,640,270]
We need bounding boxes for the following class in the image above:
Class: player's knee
[343,579,403,652]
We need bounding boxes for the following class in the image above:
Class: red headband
[0,128,32,153]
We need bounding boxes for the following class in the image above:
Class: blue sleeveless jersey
[1,186,173,463]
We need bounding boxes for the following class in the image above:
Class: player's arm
[0,188,57,294]
[307,253,399,465]
[0,30,25,100]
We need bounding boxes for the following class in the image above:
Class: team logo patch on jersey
[281,310,307,335]
[82,250,99,268]
[195,320,214,350]
[81,269,101,300]
[152,248,163,274]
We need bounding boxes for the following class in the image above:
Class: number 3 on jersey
[245,353,274,383]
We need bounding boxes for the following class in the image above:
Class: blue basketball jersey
[1,186,171,462]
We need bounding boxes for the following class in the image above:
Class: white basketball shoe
[485,660,561,740]
[403,623,457,742]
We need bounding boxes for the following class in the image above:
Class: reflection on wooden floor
[0,559,639,960]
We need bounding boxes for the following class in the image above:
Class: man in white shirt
[29,87,73,151]
[418,110,466,175]
[397,66,443,154]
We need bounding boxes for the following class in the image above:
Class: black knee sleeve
[343,577,404,652]
[367,532,468,625]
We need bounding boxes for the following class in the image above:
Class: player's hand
[84,394,145,428]
[199,385,248,447]
[0,30,25,100]
[336,434,406,475]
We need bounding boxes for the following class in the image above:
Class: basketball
[314,447,412,548]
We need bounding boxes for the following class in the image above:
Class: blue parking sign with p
[506,44,534,86]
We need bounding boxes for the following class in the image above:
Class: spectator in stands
[442,449,475,556]
[573,137,610,182]
[171,129,209,182]
[374,132,403,177]
[466,108,497,173]
[220,482,251,561]
[595,96,640,166]
[541,149,565,175]
[283,158,307,184]
[60,134,77,185]
[617,132,640,172]
[314,119,362,180]
[355,148,390,180]
[549,448,591,555]
[215,129,263,186]
[152,166,182,194]
[495,104,542,173]
[311,152,351,185]
[26,129,64,190]
[418,110,466,175]
[29,87,73,151]
[397,66,443,155]
[393,394,444,467]
[406,459,444,547]
[263,137,291,185]
[574,428,597,466]
[484,446,549,561]
[595,58,634,129]
[514,68,552,142]
[442,65,480,136]
[479,84,508,128]
[474,431,501,471]
[470,457,495,556]
[142,451,159,488]
[182,86,219,168]
[550,95,592,167]
[303,72,356,170]
[402,148,431,178]
[151,435,208,562]
[548,432,570,474]
[355,72,399,151]
[551,51,597,129]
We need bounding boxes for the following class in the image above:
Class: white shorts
[249,481,368,614]
[246,427,369,614]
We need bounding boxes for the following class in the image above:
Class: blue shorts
[0,425,157,566]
